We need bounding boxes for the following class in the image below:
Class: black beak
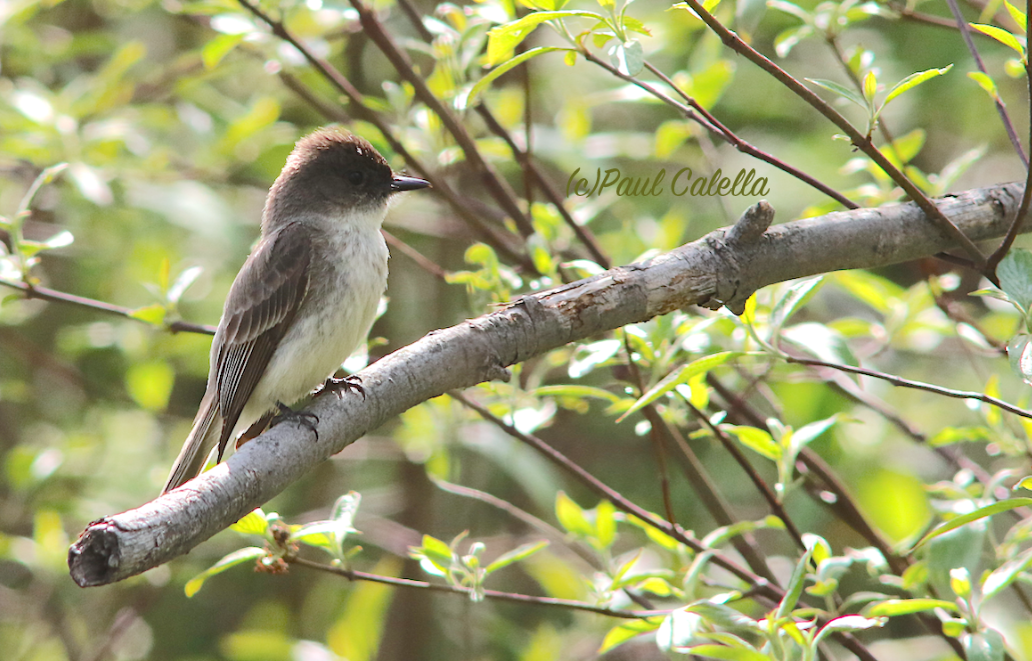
[391,174,431,192]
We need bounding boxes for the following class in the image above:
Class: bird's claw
[314,374,365,400]
[271,401,320,440]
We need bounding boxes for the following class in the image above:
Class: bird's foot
[271,401,319,440]
[314,374,365,400]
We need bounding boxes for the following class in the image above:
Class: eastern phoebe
[161,128,430,494]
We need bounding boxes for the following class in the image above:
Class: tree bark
[69,182,1026,586]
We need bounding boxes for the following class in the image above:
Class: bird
[161,127,430,494]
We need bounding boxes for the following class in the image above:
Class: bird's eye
[347,171,364,186]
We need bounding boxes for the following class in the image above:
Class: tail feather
[161,392,221,494]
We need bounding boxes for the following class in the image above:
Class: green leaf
[702,516,784,548]
[231,509,269,536]
[485,11,599,65]
[618,352,754,421]
[1005,0,1027,32]
[599,617,663,653]
[168,265,203,304]
[1009,335,1032,384]
[782,322,858,366]
[608,39,643,76]
[595,499,616,548]
[413,534,455,573]
[970,24,1026,58]
[657,608,704,650]
[913,498,1032,549]
[968,71,1001,102]
[770,276,824,336]
[185,547,266,597]
[202,33,244,70]
[776,545,813,618]
[461,47,570,109]
[961,628,1006,661]
[882,65,953,106]
[568,338,623,378]
[684,644,772,661]
[723,425,780,460]
[807,78,868,109]
[766,0,812,23]
[555,491,594,536]
[928,426,993,447]
[128,303,168,326]
[485,540,549,573]
[42,230,74,250]
[862,70,877,103]
[774,25,814,57]
[864,598,958,617]
[292,521,346,553]
[813,615,886,645]
[982,546,1032,601]
[997,249,1032,311]
[531,384,621,404]
[887,128,926,165]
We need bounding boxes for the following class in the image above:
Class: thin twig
[0,278,215,335]
[943,0,1028,168]
[288,555,660,618]
[683,399,807,551]
[987,0,1032,271]
[786,356,1032,422]
[448,391,777,596]
[382,230,450,281]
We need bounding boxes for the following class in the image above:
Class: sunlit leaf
[807,78,868,109]
[865,598,958,617]
[882,65,953,106]
[970,24,1026,58]
[619,352,755,421]
[913,498,1032,549]
[485,11,599,65]
[485,540,549,573]
[231,509,270,536]
[982,546,1032,601]
[185,547,266,597]
[461,47,570,109]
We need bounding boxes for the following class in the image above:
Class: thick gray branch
[69,182,1026,586]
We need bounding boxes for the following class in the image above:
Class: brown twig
[683,399,807,551]
[288,555,659,618]
[0,278,215,335]
[786,356,1032,423]
[449,391,778,596]
[382,230,450,281]
[987,2,1032,271]
[943,0,1028,169]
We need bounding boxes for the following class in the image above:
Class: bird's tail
[161,391,221,495]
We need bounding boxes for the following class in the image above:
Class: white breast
[237,214,389,433]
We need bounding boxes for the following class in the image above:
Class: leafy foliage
[3,0,1032,659]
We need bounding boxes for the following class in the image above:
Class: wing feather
[212,222,312,459]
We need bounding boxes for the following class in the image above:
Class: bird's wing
[213,222,312,459]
